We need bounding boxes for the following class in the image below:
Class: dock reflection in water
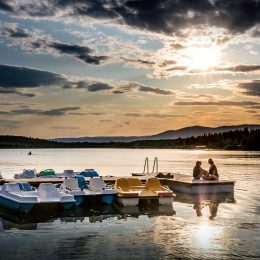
[174,192,235,219]
[0,203,176,231]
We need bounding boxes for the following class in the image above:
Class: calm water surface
[0,149,259,260]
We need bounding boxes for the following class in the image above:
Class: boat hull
[159,175,235,195]
[81,194,117,205]
[169,182,234,194]
[117,197,139,207]
[0,195,34,213]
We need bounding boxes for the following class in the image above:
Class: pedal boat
[60,176,116,206]
[0,182,75,213]
[14,169,37,179]
[114,177,173,207]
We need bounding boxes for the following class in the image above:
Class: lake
[0,149,259,260]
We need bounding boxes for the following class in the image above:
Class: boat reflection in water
[174,192,235,219]
[0,203,176,230]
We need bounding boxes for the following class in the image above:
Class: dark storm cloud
[0,88,35,97]
[10,107,80,116]
[138,85,173,95]
[0,64,170,96]
[174,101,260,106]
[238,80,260,97]
[87,83,113,92]
[0,24,29,38]
[49,42,108,65]
[0,0,14,13]
[0,22,109,66]
[3,0,260,34]
[0,64,65,88]
[73,81,113,92]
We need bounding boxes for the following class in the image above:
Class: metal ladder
[142,157,158,177]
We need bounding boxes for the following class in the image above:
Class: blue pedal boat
[60,176,116,206]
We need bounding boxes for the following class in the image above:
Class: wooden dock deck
[0,173,235,194]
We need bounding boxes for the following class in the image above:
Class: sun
[187,46,221,70]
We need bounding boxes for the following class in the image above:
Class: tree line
[0,128,259,150]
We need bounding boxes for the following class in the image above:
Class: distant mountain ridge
[53,124,260,143]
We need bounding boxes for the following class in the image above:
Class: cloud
[174,101,260,107]
[10,107,80,116]
[125,113,184,118]
[50,126,78,129]
[120,57,155,69]
[138,85,173,95]
[100,119,113,123]
[152,63,260,78]
[0,88,35,97]
[213,65,260,73]
[73,81,113,92]
[49,42,108,65]
[0,119,21,127]
[2,0,260,35]
[0,21,109,65]
[237,80,260,97]
[0,64,172,96]
[0,0,14,13]
[115,82,174,95]
[0,64,64,88]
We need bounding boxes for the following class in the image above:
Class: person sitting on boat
[202,158,219,180]
[193,161,207,180]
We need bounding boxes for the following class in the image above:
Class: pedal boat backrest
[63,170,75,177]
[127,178,146,190]
[146,178,173,196]
[114,178,140,197]
[127,178,142,186]
[64,178,80,191]
[89,177,106,191]
[38,183,61,198]
[146,178,166,192]
[114,178,131,192]
[5,183,22,193]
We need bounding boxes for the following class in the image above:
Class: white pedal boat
[0,182,75,213]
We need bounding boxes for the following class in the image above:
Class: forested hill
[0,128,259,150]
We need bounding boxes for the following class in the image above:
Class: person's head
[196,161,202,167]
[208,158,214,165]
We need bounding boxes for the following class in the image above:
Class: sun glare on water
[187,46,221,70]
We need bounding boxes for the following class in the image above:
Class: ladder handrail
[142,157,149,174]
[141,157,159,177]
[151,157,158,174]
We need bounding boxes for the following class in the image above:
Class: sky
[0,0,259,138]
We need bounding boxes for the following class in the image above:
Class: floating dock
[0,173,235,195]
[160,174,235,194]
